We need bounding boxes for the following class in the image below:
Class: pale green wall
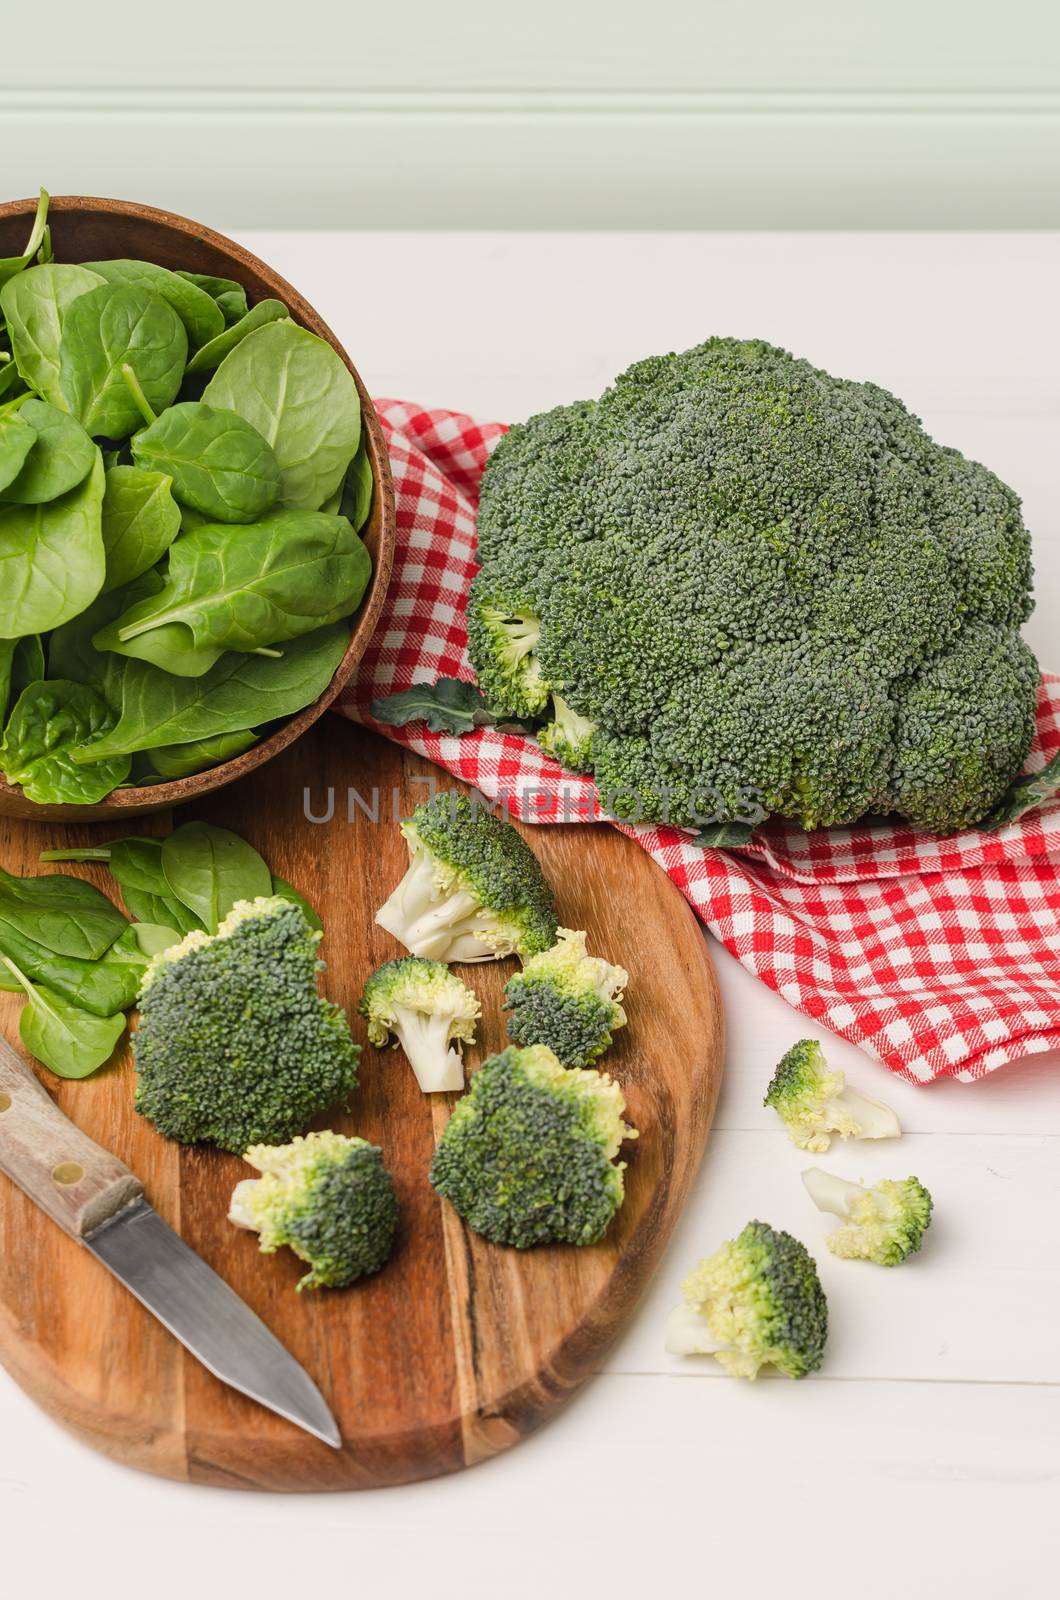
[4,1,1059,226]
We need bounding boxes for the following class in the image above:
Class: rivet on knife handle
[0,1035,143,1238]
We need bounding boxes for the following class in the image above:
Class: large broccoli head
[375,792,557,962]
[469,338,1038,833]
[229,1130,398,1291]
[429,1043,637,1247]
[134,896,360,1152]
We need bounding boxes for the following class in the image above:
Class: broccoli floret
[503,928,627,1067]
[664,1220,828,1378]
[764,1039,900,1153]
[537,693,597,773]
[469,337,1038,832]
[229,1131,398,1290]
[375,793,557,962]
[802,1168,933,1266]
[134,897,360,1152]
[359,956,480,1093]
[429,1043,637,1247]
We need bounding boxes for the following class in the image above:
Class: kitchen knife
[0,1034,341,1449]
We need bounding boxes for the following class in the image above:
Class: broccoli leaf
[980,751,1060,831]
[371,677,496,736]
[690,821,758,849]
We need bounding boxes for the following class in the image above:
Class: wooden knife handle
[0,1035,143,1239]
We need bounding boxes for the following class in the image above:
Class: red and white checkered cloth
[338,400,1060,1087]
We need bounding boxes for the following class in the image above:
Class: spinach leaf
[0,921,142,1017]
[161,821,271,932]
[0,678,131,804]
[371,676,497,735]
[94,614,226,679]
[1,955,125,1079]
[340,431,374,532]
[130,401,280,523]
[185,300,288,376]
[139,728,257,780]
[99,508,370,658]
[0,405,36,492]
[0,398,96,505]
[47,571,157,710]
[0,361,27,403]
[0,190,49,291]
[100,464,181,592]
[83,260,224,351]
[0,263,106,406]
[0,450,106,634]
[1,634,45,720]
[40,837,205,934]
[59,284,187,439]
[270,875,323,934]
[204,320,360,510]
[131,922,182,957]
[69,621,350,761]
[0,863,127,959]
[177,273,249,326]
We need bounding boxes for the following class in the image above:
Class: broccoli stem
[801,1167,864,1217]
[393,1007,466,1093]
[664,1302,723,1357]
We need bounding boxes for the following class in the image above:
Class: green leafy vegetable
[176,273,249,326]
[0,190,50,291]
[0,862,127,960]
[130,401,280,523]
[131,922,182,957]
[0,954,125,1079]
[98,509,369,662]
[0,398,96,504]
[39,837,204,934]
[161,821,272,932]
[184,299,288,376]
[1,634,44,719]
[371,677,496,735]
[691,821,758,849]
[69,621,350,762]
[0,450,106,634]
[340,432,374,531]
[0,263,106,406]
[0,678,131,804]
[99,464,181,592]
[203,320,360,510]
[0,404,37,492]
[59,283,187,438]
[83,259,224,351]
[0,919,143,1017]
[138,729,257,780]
[270,875,323,934]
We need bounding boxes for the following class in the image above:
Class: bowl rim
[0,193,395,822]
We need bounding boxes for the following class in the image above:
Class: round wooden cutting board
[0,722,723,1491]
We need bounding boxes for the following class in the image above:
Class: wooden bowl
[0,194,395,823]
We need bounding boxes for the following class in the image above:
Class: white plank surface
[2,231,1059,1596]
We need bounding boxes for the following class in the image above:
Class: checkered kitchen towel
[338,400,1060,1086]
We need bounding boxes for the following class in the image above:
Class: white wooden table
[3,233,1058,1598]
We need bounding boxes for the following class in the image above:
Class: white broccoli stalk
[359,956,481,1092]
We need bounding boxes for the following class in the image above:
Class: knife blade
[0,1034,341,1449]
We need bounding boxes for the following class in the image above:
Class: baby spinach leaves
[0,263,106,407]
[100,509,370,661]
[1,634,44,720]
[0,955,125,1079]
[0,403,36,492]
[0,863,127,960]
[70,620,350,762]
[177,273,249,326]
[160,821,272,932]
[59,284,187,438]
[131,401,280,524]
[0,450,106,634]
[100,464,181,592]
[204,320,361,510]
[184,299,289,376]
[84,260,224,351]
[138,729,257,780]
[0,399,96,505]
[0,678,131,804]
[0,190,50,291]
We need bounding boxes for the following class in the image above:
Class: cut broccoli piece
[375,792,557,962]
[802,1167,933,1266]
[429,1043,637,1247]
[665,1219,828,1378]
[134,896,359,1152]
[359,956,480,1093]
[469,337,1039,832]
[229,1131,398,1291]
[504,928,627,1067]
[764,1039,900,1153]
